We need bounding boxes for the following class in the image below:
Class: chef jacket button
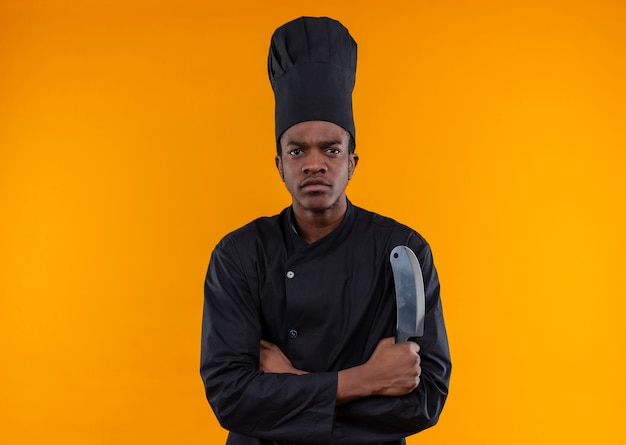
[288,329,298,339]
[286,271,295,279]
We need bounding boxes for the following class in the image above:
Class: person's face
[275,120,358,214]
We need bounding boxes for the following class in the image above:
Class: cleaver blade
[390,245,425,342]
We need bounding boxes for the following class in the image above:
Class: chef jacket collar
[285,199,355,257]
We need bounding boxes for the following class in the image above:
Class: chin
[296,196,339,213]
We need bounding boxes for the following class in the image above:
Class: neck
[292,197,348,244]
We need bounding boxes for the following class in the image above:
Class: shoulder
[351,204,428,248]
[213,208,288,255]
[350,205,439,277]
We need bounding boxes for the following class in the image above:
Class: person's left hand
[259,340,307,375]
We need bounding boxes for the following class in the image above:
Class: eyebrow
[286,140,343,148]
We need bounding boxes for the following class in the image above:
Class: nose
[302,149,327,174]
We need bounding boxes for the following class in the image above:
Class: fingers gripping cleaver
[390,245,425,342]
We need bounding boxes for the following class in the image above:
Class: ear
[275,155,285,181]
[348,153,359,180]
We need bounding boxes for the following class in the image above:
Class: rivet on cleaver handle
[390,245,425,342]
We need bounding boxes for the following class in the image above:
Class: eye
[288,148,302,156]
[326,148,341,154]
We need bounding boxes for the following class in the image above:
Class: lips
[300,177,331,192]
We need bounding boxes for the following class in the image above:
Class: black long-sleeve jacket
[200,201,451,445]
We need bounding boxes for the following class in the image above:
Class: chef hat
[268,16,357,144]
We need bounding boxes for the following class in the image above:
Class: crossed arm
[202,234,451,442]
[260,336,422,405]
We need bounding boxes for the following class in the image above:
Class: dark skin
[263,120,421,405]
[274,120,357,243]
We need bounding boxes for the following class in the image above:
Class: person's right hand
[361,337,421,396]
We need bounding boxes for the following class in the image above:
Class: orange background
[1,0,625,444]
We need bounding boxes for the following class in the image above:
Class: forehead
[280,120,350,146]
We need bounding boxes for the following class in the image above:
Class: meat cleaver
[390,245,425,342]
